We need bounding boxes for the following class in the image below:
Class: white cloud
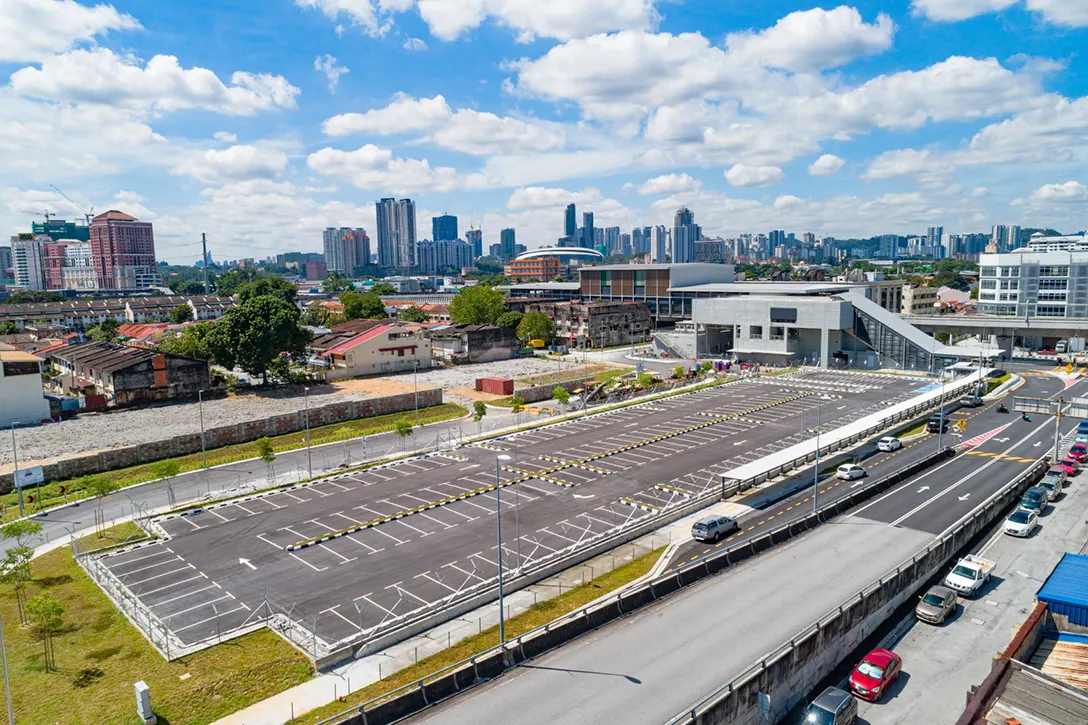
[403,37,428,51]
[430,110,565,155]
[314,54,349,94]
[725,6,894,73]
[0,0,141,63]
[172,145,289,184]
[293,0,396,37]
[306,144,459,194]
[808,154,845,176]
[416,0,657,42]
[862,149,955,181]
[322,93,452,136]
[973,186,990,197]
[10,48,299,116]
[636,173,701,195]
[213,131,238,143]
[913,0,1088,26]
[725,163,784,187]
[506,186,603,210]
[1028,181,1088,203]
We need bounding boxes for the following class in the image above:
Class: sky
[0,0,1085,264]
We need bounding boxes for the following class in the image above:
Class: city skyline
[0,1,1086,265]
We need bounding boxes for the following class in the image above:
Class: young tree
[169,304,194,324]
[0,547,33,624]
[637,372,657,389]
[256,437,276,481]
[204,296,310,383]
[151,459,181,482]
[85,476,119,536]
[26,591,65,672]
[397,305,429,323]
[516,311,555,343]
[341,291,387,320]
[510,396,525,423]
[1,519,43,549]
[449,285,508,325]
[472,401,487,433]
[394,420,413,450]
[552,386,571,406]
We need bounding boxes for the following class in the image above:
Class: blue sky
[0,0,1085,263]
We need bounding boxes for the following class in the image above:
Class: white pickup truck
[944,555,996,598]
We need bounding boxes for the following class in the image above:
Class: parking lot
[97,371,924,653]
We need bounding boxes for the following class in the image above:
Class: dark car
[805,687,857,725]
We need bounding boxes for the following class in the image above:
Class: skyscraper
[879,234,899,259]
[500,228,517,260]
[465,228,483,259]
[89,210,158,289]
[581,212,595,248]
[927,226,944,259]
[375,198,416,269]
[0,244,12,276]
[564,203,577,238]
[10,236,44,290]
[432,214,458,242]
[672,207,700,264]
[651,225,669,263]
[323,228,369,275]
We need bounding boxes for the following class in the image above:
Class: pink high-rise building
[89,210,159,289]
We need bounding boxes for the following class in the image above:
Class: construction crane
[49,184,95,226]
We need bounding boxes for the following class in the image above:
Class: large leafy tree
[516,310,555,342]
[215,268,260,296]
[236,276,298,305]
[322,273,353,293]
[204,296,310,383]
[398,305,429,323]
[370,281,397,295]
[449,285,508,325]
[341,290,387,320]
[169,304,194,323]
[160,321,214,359]
[496,311,523,329]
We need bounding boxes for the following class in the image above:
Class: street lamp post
[0,612,12,725]
[495,454,512,645]
[10,423,21,517]
[198,389,207,469]
[413,360,419,427]
[813,402,821,512]
[304,387,312,480]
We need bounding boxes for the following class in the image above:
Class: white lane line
[150,583,219,608]
[162,594,234,621]
[139,573,207,597]
[127,564,194,586]
[172,605,248,634]
[115,555,183,577]
[288,552,328,572]
[320,544,357,564]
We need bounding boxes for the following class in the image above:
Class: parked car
[1038,478,1061,502]
[1058,457,1080,475]
[961,395,984,408]
[916,585,958,624]
[804,687,857,725]
[1019,487,1047,514]
[848,648,902,702]
[1044,467,1068,489]
[944,555,996,597]
[877,436,902,452]
[1004,508,1039,537]
[690,515,740,542]
[836,464,866,481]
[1068,443,1088,462]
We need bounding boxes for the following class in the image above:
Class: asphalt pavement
[402,373,1079,725]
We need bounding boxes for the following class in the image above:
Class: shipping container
[1037,552,1088,626]
[478,377,514,395]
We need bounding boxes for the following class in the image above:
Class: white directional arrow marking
[995,437,1009,443]
[917,486,930,492]
[732,440,748,446]
[958,494,971,501]
[239,558,257,570]
[1034,442,1043,447]
[572,494,595,499]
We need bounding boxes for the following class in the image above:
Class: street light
[10,423,21,517]
[304,387,312,480]
[0,611,12,725]
[495,454,512,645]
[413,360,419,427]
[198,389,207,469]
[813,402,821,512]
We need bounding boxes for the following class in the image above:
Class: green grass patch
[1,530,313,725]
[73,521,149,554]
[2,403,467,524]
[898,421,929,438]
[984,372,1012,395]
[287,546,664,725]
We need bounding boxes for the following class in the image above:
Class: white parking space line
[280,491,307,503]
[162,594,234,621]
[234,503,259,516]
[417,571,457,592]
[395,585,431,606]
[370,526,407,546]
[172,605,248,634]
[252,497,285,510]
[323,605,362,631]
[205,508,232,523]
[320,543,357,564]
[356,593,398,618]
[539,527,577,543]
[469,551,498,567]
[288,552,328,572]
[443,562,485,583]
[416,511,456,529]
[323,480,352,492]
[330,511,364,525]
[178,517,204,530]
[115,555,183,577]
[150,583,219,608]
[256,533,283,549]
[343,536,383,554]
[140,573,207,597]
[109,547,175,567]
[128,564,195,586]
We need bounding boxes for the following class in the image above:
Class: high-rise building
[594,227,604,247]
[89,210,158,289]
[619,232,632,255]
[323,227,370,275]
[802,232,816,245]
[488,243,502,258]
[927,226,944,259]
[581,212,595,249]
[11,235,46,290]
[465,228,483,258]
[603,226,620,253]
[564,203,577,238]
[0,245,12,277]
[671,207,700,264]
[879,234,899,259]
[991,225,1022,252]
[43,240,96,290]
[432,214,458,242]
[500,228,517,260]
[32,219,89,242]
[416,240,473,274]
[651,226,668,263]
[375,198,416,269]
[631,227,651,255]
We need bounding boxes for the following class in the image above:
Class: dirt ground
[330,377,431,397]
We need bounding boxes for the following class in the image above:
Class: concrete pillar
[820,328,830,369]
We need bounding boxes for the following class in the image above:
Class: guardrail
[314,446,959,725]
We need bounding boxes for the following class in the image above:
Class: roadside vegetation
[286,547,664,725]
[1,403,467,524]
[0,527,313,725]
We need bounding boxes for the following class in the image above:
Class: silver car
[916,585,958,624]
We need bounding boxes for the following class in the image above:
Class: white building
[315,324,431,380]
[651,226,668,263]
[0,345,50,427]
[11,237,44,290]
[60,241,97,291]
[323,228,369,275]
[978,244,1088,318]
[375,198,416,269]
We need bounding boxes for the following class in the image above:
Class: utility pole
[0,612,12,725]
[10,424,21,518]
[201,233,210,294]
[813,401,821,512]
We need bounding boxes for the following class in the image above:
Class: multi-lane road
[93,371,920,652]
[404,372,1077,725]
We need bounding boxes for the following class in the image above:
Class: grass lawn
[2,403,467,524]
[898,421,930,438]
[1,533,313,725]
[287,546,664,725]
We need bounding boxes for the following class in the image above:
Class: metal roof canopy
[1037,553,1088,626]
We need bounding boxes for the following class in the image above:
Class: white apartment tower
[375,198,416,269]
[11,237,44,290]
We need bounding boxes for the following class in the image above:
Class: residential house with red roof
[311,323,431,380]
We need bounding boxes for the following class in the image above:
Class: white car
[1004,508,1038,537]
[836,464,867,481]
[877,436,902,452]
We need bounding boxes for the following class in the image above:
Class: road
[91,372,918,651]
[404,373,1079,725]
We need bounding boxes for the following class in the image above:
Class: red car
[1058,457,1080,475]
[849,648,902,702]
[1069,444,1088,462]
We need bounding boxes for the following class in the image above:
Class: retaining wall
[1,389,444,492]
[514,378,595,404]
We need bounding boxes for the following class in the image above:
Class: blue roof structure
[1037,553,1088,626]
